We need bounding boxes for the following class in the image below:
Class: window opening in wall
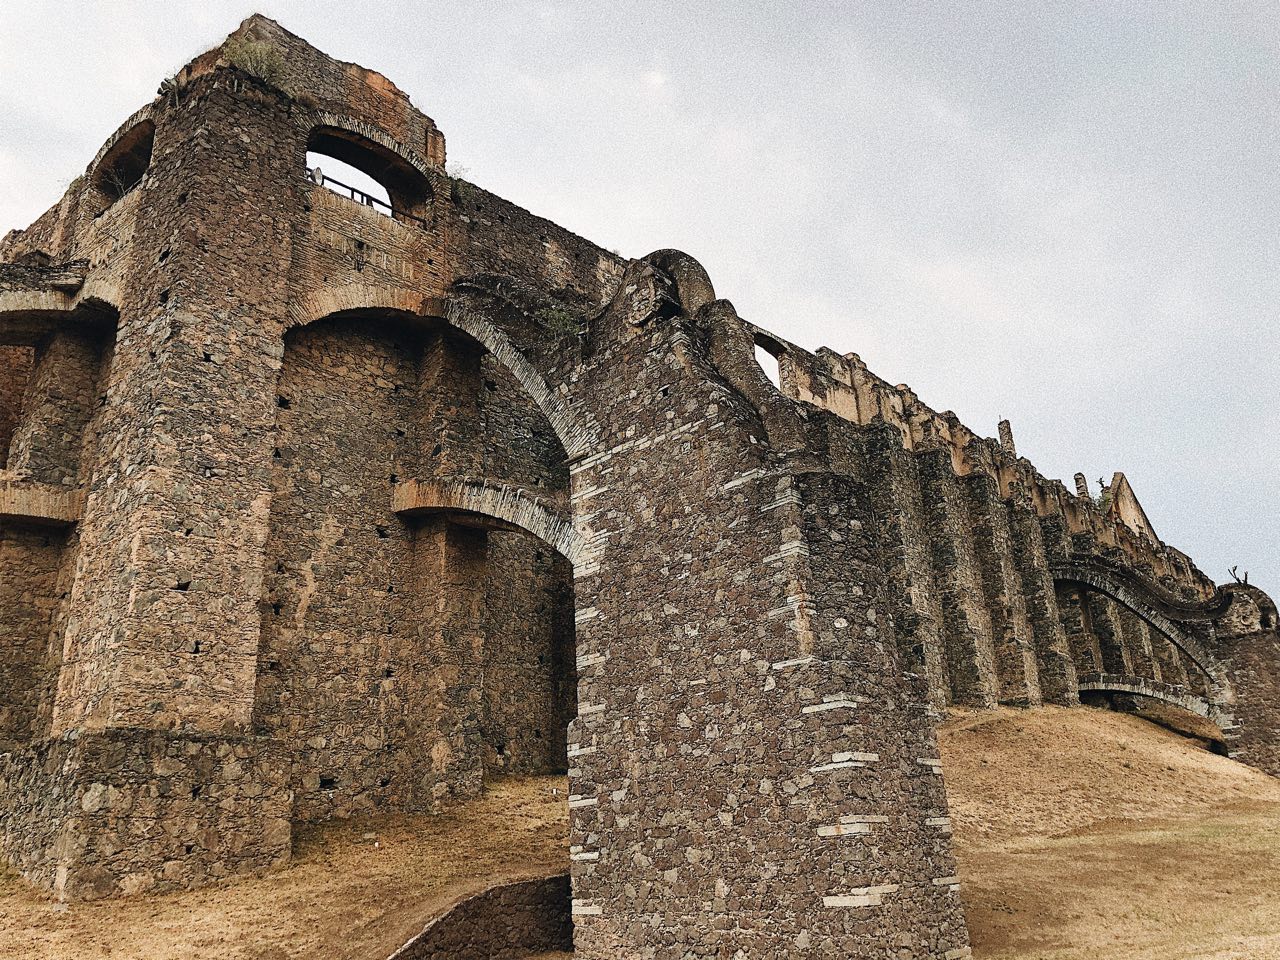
[305,127,433,228]
[92,120,155,212]
[307,153,393,215]
[754,340,782,389]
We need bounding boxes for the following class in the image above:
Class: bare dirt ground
[2,707,1278,959]
[940,705,1280,960]
[0,777,569,960]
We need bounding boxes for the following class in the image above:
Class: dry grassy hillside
[1,707,1277,959]
[941,706,1280,960]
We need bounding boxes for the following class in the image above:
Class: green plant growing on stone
[536,305,580,336]
[224,38,286,89]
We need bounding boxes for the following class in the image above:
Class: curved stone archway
[1076,671,1213,720]
[392,477,590,574]
[1051,561,1223,681]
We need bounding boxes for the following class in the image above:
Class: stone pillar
[0,345,33,463]
[49,84,295,737]
[1056,582,1102,675]
[418,332,485,477]
[0,523,73,747]
[1209,587,1280,776]
[1009,496,1077,703]
[409,519,487,802]
[1157,638,1190,687]
[1074,473,1090,498]
[916,448,998,707]
[963,472,1040,705]
[1119,612,1161,683]
[998,419,1016,458]
[6,328,108,485]
[1085,594,1132,675]
[1,80,299,901]
[862,425,949,708]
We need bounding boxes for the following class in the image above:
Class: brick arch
[1076,672,1214,720]
[392,478,593,574]
[286,285,442,330]
[285,287,598,463]
[309,111,441,182]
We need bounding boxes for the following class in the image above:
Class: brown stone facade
[0,14,1275,958]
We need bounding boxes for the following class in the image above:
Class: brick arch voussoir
[285,286,603,573]
[1052,562,1234,716]
[393,478,589,573]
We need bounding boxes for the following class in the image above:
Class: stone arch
[1052,560,1235,727]
[1052,563,1221,678]
[257,300,587,817]
[309,111,441,182]
[392,478,589,574]
[1076,672,1213,719]
[286,286,599,464]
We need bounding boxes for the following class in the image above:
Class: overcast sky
[2,1,1275,593]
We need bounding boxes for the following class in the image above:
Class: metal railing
[308,167,430,229]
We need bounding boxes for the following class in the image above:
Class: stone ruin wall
[0,14,1276,958]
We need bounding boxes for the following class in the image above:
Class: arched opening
[254,309,578,816]
[754,336,783,388]
[91,120,154,213]
[0,305,118,749]
[305,127,433,227]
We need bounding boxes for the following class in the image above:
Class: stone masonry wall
[0,730,290,900]
[0,345,32,462]
[562,272,970,958]
[0,14,1274,951]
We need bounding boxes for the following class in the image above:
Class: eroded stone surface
[0,14,1275,959]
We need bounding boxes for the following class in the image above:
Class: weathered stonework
[0,15,1275,958]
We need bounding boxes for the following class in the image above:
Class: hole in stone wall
[305,126,433,227]
[277,395,292,409]
[307,152,393,215]
[173,580,191,592]
[319,776,337,790]
[754,340,783,389]
[92,119,155,213]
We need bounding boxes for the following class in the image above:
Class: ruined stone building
[1,16,1276,959]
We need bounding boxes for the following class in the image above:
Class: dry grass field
[2,706,1278,959]
[942,706,1280,960]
